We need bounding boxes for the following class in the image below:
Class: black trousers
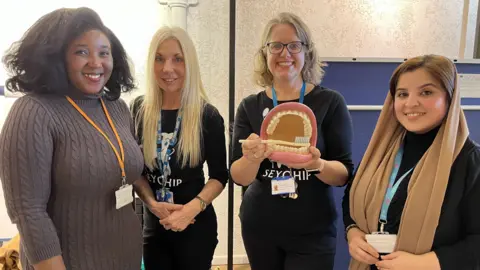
[143,209,218,270]
[242,226,336,270]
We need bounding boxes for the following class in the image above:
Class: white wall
[463,0,479,58]
[0,96,17,239]
[0,0,478,265]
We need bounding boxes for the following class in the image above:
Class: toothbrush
[239,137,310,147]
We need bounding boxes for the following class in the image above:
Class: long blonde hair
[137,26,209,170]
[253,12,326,87]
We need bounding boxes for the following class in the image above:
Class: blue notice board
[319,58,480,270]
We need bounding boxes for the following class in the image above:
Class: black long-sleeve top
[342,126,480,269]
[230,86,354,237]
[130,95,229,238]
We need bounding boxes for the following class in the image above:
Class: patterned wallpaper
[186,0,247,263]
[234,0,470,104]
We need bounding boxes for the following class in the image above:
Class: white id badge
[271,176,296,195]
[365,234,397,253]
[115,184,133,210]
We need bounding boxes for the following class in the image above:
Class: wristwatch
[195,195,207,211]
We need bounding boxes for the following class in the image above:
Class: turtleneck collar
[64,87,105,106]
[68,87,105,100]
[404,124,441,148]
[66,88,106,108]
[398,124,441,173]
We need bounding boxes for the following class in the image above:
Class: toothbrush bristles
[295,136,310,143]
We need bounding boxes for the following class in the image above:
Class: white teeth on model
[278,62,293,66]
[304,125,312,137]
[266,111,312,137]
[265,111,312,153]
[272,145,309,154]
[164,78,176,82]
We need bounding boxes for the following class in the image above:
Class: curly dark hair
[2,7,135,100]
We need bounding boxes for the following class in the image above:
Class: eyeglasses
[265,41,305,54]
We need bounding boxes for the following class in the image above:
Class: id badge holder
[365,221,397,253]
[156,188,174,203]
[271,175,297,198]
[115,183,133,210]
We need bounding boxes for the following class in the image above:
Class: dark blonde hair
[389,54,456,102]
[253,12,325,87]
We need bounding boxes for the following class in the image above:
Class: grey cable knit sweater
[0,93,144,269]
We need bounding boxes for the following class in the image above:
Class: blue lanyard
[379,144,415,227]
[271,81,306,107]
[156,112,182,187]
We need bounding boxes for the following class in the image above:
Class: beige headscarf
[348,55,469,270]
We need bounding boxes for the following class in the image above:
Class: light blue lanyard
[156,112,182,188]
[271,81,306,107]
[379,144,415,230]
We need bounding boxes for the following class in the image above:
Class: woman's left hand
[375,251,440,270]
[282,146,323,170]
[159,204,199,232]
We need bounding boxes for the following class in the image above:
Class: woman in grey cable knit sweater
[0,7,144,270]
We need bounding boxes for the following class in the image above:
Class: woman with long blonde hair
[130,26,228,270]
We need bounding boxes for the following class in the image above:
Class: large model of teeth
[259,102,317,165]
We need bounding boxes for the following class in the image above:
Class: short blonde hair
[253,12,325,87]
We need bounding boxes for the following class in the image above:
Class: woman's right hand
[347,227,380,265]
[148,201,184,220]
[241,133,272,164]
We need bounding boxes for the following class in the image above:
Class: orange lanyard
[66,96,126,186]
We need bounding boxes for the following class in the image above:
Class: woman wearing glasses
[230,12,354,270]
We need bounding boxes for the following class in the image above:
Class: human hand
[241,133,273,164]
[281,146,323,170]
[148,201,183,220]
[32,255,67,270]
[159,203,200,232]
[347,227,380,265]
[375,251,440,270]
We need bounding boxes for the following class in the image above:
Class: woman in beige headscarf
[342,54,480,270]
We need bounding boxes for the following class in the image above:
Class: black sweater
[342,127,480,269]
[231,86,354,237]
[131,95,229,237]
